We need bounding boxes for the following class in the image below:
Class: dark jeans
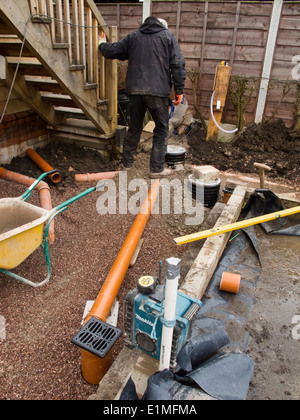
[122,95,169,173]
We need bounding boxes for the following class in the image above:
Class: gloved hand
[98,30,107,47]
[173,94,183,106]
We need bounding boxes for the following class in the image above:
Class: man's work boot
[149,168,174,179]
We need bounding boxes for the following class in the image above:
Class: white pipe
[159,257,180,371]
[255,0,283,123]
[210,91,238,134]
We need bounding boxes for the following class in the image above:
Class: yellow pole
[174,206,300,245]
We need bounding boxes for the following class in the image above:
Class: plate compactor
[124,269,202,369]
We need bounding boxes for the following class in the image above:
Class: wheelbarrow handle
[48,182,105,217]
[21,169,59,201]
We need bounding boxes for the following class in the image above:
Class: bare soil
[187,119,300,187]
[0,120,299,400]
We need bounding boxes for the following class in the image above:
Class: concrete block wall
[0,110,50,165]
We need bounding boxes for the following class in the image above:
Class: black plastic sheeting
[119,190,299,401]
[176,329,230,375]
[184,352,254,400]
[242,189,300,236]
[120,351,254,401]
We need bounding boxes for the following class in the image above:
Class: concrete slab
[180,186,247,299]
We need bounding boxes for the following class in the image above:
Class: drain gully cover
[71,317,122,358]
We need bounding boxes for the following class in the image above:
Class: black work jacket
[99,17,186,97]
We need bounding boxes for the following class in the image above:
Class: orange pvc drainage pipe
[0,167,55,244]
[74,171,119,182]
[81,179,160,384]
[220,271,241,294]
[26,148,61,184]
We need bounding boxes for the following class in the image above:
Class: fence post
[255,0,283,124]
[142,0,152,22]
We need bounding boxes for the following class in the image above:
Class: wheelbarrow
[0,170,103,287]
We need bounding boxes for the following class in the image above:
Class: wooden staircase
[0,0,118,140]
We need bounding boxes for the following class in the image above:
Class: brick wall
[0,110,50,165]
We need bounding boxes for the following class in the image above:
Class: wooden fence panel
[97,1,300,128]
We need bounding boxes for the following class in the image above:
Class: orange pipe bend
[81,179,160,384]
[26,148,61,184]
[0,167,55,244]
[74,171,119,182]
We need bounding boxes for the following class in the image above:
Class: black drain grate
[71,317,122,358]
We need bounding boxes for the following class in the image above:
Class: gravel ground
[0,121,299,400]
[0,153,185,400]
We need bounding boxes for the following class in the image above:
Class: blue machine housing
[124,284,202,368]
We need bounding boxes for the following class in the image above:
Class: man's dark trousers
[122,95,169,173]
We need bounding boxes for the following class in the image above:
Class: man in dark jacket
[99,16,186,178]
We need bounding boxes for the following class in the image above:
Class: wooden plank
[93,17,99,99]
[41,92,76,107]
[78,0,86,74]
[6,57,50,76]
[46,0,56,45]
[0,37,32,57]
[277,29,300,47]
[106,26,118,133]
[63,0,73,63]
[24,76,64,93]
[86,7,93,83]
[229,1,241,67]
[206,64,231,141]
[54,107,88,121]
[72,0,80,65]
[56,0,64,43]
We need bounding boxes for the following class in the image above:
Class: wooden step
[0,18,14,35]
[0,36,32,56]
[48,118,115,139]
[41,92,77,107]
[48,118,115,151]
[6,57,50,76]
[54,106,87,119]
[24,76,65,93]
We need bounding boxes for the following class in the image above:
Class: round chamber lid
[166,145,186,155]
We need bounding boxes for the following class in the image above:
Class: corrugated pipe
[81,179,160,385]
[26,148,61,184]
[74,171,119,182]
[0,167,55,244]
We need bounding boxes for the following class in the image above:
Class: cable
[0,17,31,125]
[0,12,106,123]
[31,13,108,29]
[210,90,239,134]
